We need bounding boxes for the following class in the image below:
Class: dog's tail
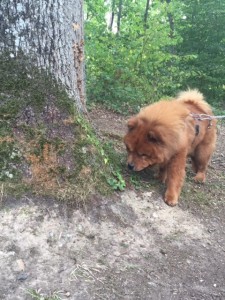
[176,89,212,114]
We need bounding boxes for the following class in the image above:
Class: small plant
[0,140,21,181]
[129,174,142,190]
[107,170,126,191]
[26,289,63,300]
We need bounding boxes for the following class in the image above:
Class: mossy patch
[0,52,124,204]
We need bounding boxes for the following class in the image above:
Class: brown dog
[124,89,217,206]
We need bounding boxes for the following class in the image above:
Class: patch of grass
[70,263,105,283]
[181,164,225,206]
[181,184,212,206]
[26,289,64,300]
[107,171,126,191]
[125,168,160,192]
[1,182,31,199]
[128,173,146,190]
[20,126,37,141]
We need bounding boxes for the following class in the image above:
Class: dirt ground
[1,107,225,300]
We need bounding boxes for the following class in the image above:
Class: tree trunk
[117,0,123,34]
[109,0,116,31]
[144,0,151,29]
[0,0,86,112]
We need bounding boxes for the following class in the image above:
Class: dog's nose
[128,163,135,170]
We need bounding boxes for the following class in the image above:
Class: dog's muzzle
[128,163,135,171]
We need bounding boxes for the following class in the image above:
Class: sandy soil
[1,107,225,300]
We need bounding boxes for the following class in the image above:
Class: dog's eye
[138,153,147,158]
[148,136,158,143]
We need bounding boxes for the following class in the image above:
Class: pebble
[148,282,157,287]
[159,249,167,256]
[86,233,95,239]
[17,272,28,282]
[152,213,158,218]
[16,259,25,272]
[77,224,84,234]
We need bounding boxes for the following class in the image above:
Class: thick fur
[124,89,217,206]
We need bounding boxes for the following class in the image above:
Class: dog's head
[124,101,189,172]
[124,116,165,171]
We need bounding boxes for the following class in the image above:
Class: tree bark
[0,0,86,112]
[109,0,116,31]
[144,0,151,29]
[117,0,123,34]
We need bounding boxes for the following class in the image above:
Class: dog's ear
[148,130,161,144]
[127,117,138,131]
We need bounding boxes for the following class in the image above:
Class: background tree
[0,0,86,112]
[85,0,184,112]
[85,0,225,113]
[176,0,225,106]
[117,0,123,34]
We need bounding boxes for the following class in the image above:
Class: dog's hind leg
[193,143,213,183]
[191,156,198,173]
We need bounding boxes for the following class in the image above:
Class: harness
[191,112,218,134]
[190,113,214,144]
[189,112,224,143]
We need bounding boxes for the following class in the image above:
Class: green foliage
[177,0,225,108]
[0,141,21,181]
[85,0,225,113]
[107,170,126,191]
[76,116,126,191]
[85,1,184,113]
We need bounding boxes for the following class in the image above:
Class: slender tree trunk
[144,0,151,29]
[109,12,115,31]
[117,0,123,34]
[0,0,86,112]
[109,0,116,31]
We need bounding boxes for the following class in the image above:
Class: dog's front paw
[164,191,179,207]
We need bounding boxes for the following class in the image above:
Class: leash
[190,113,225,129]
[190,113,225,121]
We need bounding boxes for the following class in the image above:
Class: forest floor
[1,106,225,300]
